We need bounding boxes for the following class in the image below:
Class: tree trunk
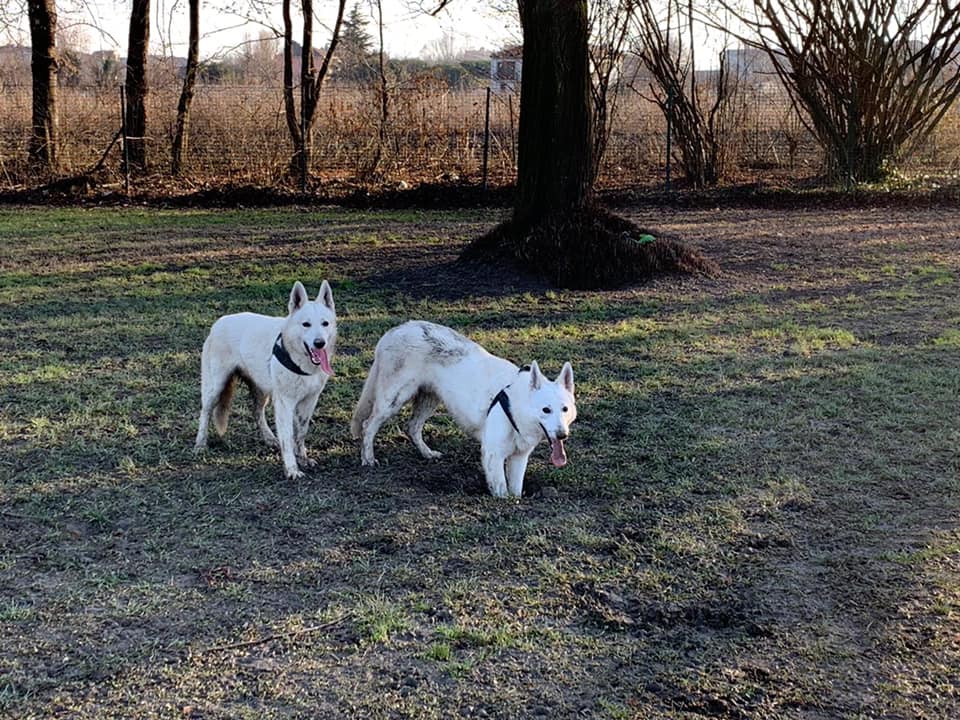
[362,0,389,180]
[27,0,58,171]
[171,0,200,175]
[513,0,593,230]
[461,0,714,289]
[124,0,150,174]
[300,0,316,175]
[281,0,301,152]
[281,0,345,179]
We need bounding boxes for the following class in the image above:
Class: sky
[25,0,519,60]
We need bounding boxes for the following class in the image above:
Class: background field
[1,204,959,718]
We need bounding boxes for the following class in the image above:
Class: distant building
[490,44,522,93]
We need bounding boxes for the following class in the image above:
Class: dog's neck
[488,389,521,434]
[487,365,533,435]
[272,334,310,376]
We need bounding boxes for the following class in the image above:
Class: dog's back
[351,321,516,440]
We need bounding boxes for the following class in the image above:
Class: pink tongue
[310,347,333,375]
[550,438,567,468]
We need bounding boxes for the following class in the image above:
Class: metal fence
[3,82,960,191]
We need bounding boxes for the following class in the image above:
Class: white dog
[194,280,337,480]
[350,321,577,498]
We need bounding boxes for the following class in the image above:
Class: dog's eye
[322,321,330,327]
[562,406,568,413]
[302,322,311,328]
[542,407,552,414]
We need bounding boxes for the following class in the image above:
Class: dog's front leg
[481,448,509,498]
[273,398,304,480]
[505,451,532,498]
[294,393,320,469]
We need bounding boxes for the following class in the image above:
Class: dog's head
[282,280,337,375]
[526,361,577,467]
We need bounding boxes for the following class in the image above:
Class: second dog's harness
[487,365,532,434]
[488,389,521,434]
[272,334,309,376]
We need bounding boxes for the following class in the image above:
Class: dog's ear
[288,281,309,314]
[528,360,542,390]
[317,280,335,312]
[557,361,575,394]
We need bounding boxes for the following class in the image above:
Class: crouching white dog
[195,280,337,480]
[350,321,577,498]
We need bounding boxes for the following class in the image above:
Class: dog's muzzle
[540,423,568,468]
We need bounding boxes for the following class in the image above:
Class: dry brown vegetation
[4,82,960,191]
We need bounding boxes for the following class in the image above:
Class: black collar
[272,334,310,376]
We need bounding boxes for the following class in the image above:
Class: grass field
[1,204,959,719]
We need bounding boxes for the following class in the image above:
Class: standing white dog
[350,321,577,498]
[195,280,337,480]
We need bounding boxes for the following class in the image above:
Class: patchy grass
[1,205,959,719]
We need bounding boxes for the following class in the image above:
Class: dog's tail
[212,374,238,436]
[350,356,380,439]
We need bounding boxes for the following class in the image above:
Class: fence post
[665,87,673,190]
[120,85,130,195]
[482,86,491,192]
[508,93,516,166]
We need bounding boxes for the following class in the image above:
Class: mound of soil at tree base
[460,205,718,289]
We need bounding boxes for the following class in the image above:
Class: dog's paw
[360,457,380,468]
[423,450,443,460]
[285,468,306,481]
[298,457,319,469]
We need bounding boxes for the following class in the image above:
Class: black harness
[488,389,521,434]
[487,365,532,435]
[272,334,310,376]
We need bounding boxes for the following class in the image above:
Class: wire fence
[3,82,960,192]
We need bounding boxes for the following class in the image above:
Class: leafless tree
[281,0,346,179]
[631,0,738,187]
[171,0,199,175]
[719,0,960,183]
[363,0,390,179]
[124,0,150,173]
[1,0,26,42]
[588,0,637,184]
[422,29,459,62]
[27,0,58,171]
[461,0,712,288]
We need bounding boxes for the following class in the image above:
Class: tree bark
[27,0,59,171]
[281,0,300,149]
[171,0,200,175]
[513,0,594,230]
[281,0,345,179]
[124,0,150,173]
[461,0,714,289]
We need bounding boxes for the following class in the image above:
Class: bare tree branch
[709,0,960,182]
